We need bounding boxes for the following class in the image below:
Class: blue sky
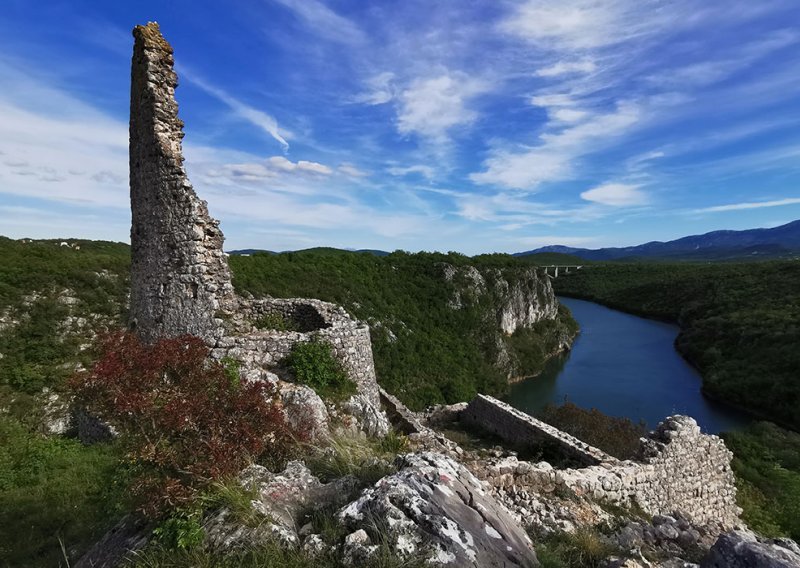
[1,0,799,254]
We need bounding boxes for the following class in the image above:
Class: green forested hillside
[0,238,131,565]
[553,261,800,430]
[230,249,576,409]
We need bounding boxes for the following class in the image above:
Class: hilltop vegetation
[230,249,577,409]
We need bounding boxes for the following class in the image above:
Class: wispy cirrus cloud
[182,70,291,151]
[694,197,800,214]
[269,0,367,45]
[471,101,641,189]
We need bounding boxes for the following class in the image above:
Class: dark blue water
[506,297,751,434]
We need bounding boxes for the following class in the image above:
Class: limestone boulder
[701,530,800,568]
[339,452,538,567]
[277,380,330,441]
[341,392,391,438]
[205,462,358,549]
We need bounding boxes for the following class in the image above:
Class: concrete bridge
[541,265,584,278]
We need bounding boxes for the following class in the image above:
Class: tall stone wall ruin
[129,23,235,345]
[126,22,388,436]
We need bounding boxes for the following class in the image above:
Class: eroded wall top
[129,22,235,344]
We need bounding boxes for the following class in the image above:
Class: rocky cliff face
[442,264,572,381]
[442,264,558,334]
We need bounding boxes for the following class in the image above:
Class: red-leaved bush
[70,331,303,517]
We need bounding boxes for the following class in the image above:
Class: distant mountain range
[516,220,800,261]
[228,247,390,256]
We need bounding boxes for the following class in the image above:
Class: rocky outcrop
[339,452,538,567]
[441,264,571,381]
[702,531,800,568]
[441,264,558,334]
[205,462,357,549]
[129,23,235,345]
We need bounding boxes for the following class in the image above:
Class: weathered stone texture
[129,22,234,344]
[339,452,539,567]
[702,530,800,568]
[462,395,614,466]
[461,396,741,531]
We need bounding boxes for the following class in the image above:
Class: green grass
[0,417,128,567]
[127,539,426,568]
[534,528,620,568]
[305,432,397,486]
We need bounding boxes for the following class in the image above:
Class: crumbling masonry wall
[126,23,387,435]
[129,23,235,345]
[461,395,614,466]
[210,298,382,410]
[462,395,740,529]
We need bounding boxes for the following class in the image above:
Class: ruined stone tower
[126,22,389,436]
[129,22,235,344]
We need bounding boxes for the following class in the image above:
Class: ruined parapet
[210,297,389,436]
[129,22,235,344]
[461,397,740,531]
[633,416,740,527]
[461,395,614,466]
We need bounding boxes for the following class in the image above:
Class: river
[506,297,751,433]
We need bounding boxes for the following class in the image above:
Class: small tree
[71,331,302,518]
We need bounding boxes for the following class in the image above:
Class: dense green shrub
[253,313,297,331]
[723,422,800,540]
[286,339,357,401]
[70,332,304,518]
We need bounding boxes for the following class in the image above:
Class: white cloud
[693,197,800,213]
[270,0,367,45]
[536,59,596,77]
[530,94,575,108]
[471,102,641,189]
[268,156,332,175]
[183,72,291,151]
[202,156,334,181]
[500,0,651,50]
[397,72,487,142]
[580,183,647,206]
[550,108,588,123]
[338,163,368,178]
[387,164,436,180]
[355,72,395,105]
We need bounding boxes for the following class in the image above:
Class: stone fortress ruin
[126,21,750,557]
[128,22,387,436]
